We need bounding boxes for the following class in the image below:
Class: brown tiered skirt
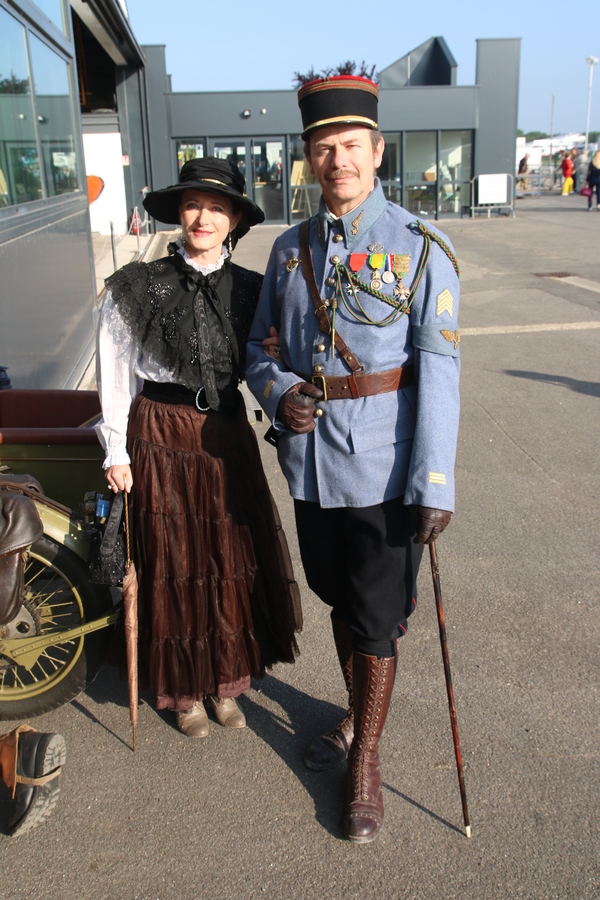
[126,391,302,711]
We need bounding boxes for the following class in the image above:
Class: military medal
[382,256,395,284]
[391,254,410,278]
[393,282,410,299]
[349,253,367,272]
[368,253,384,291]
[367,243,384,253]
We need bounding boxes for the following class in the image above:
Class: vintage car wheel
[0,536,114,721]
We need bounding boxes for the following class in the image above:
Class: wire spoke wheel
[0,536,113,721]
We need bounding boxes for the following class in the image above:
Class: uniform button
[325,277,335,287]
[330,255,340,264]
[316,343,326,353]
[313,365,322,373]
[315,408,324,417]
[333,233,343,243]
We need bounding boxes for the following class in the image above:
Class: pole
[134,206,140,255]
[429,542,471,838]
[549,93,555,186]
[110,221,117,273]
[585,57,598,150]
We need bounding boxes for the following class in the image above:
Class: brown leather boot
[343,653,396,843]
[304,615,354,770]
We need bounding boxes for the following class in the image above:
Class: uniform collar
[316,178,388,250]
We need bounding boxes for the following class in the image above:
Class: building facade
[146,36,521,228]
[0,10,520,389]
[0,0,148,388]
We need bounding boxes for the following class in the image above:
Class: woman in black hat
[95,158,302,737]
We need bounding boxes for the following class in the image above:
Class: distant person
[570,148,579,191]
[561,151,574,195]
[518,152,530,191]
[586,149,600,210]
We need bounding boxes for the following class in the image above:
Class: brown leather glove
[277,382,324,433]
[410,506,452,544]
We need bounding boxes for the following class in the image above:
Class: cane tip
[465,825,471,839]
[133,726,136,753]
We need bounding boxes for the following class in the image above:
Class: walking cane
[429,541,471,838]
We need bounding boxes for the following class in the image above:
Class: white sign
[478,174,508,205]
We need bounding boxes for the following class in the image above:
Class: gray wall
[166,85,479,140]
[143,45,173,195]
[168,89,302,140]
[378,86,478,131]
[115,65,151,217]
[474,38,521,177]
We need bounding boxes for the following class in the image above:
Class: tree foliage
[525,131,549,141]
[293,61,378,89]
[0,71,30,95]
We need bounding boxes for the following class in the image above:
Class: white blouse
[95,241,229,469]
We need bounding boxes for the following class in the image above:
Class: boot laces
[353,661,389,799]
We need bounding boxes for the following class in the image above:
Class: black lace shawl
[105,244,263,410]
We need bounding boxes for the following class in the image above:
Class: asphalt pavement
[1,192,599,899]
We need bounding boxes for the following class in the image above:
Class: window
[177,141,205,171]
[379,133,401,204]
[289,135,319,221]
[405,132,437,217]
[29,35,80,196]
[31,0,64,33]
[438,131,472,216]
[0,7,43,205]
[0,6,80,207]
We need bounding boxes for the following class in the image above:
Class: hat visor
[142,181,265,233]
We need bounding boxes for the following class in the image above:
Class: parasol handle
[123,475,131,564]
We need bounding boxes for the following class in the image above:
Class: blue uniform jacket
[246,180,460,511]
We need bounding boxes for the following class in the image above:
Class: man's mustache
[325,169,355,181]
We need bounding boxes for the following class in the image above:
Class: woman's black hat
[298,75,379,141]
[142,157,265,239]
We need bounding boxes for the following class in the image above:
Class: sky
[125,0,598,138]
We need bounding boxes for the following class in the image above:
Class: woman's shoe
[176,701,209,738]
[208,696,246,729]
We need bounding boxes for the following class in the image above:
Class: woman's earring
[228,232,233,254]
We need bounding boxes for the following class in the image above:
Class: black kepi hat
[298,75,379,141]
[142,157,265,240]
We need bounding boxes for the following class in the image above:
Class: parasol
[122,476,138,751]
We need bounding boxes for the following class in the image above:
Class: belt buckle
[311,374,327,401]
[195,388,210,412]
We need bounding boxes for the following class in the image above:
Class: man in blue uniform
[246,76,460,843]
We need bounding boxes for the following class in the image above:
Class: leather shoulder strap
[298,219,363,374]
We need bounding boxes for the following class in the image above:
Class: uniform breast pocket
[350,403,415,455]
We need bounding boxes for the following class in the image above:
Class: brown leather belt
[311,364,414,401]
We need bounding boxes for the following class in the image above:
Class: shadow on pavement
[504,369,600,397]
[243,672,350,840]
[382,782,464,836]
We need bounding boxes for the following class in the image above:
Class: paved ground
[1,193,599,899]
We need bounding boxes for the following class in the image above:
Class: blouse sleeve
[95,288,142,469]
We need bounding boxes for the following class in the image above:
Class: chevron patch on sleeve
[428,472,447,485]
[436,289,454,318]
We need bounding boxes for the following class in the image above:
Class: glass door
[250,138,285,222]
[210,139,251,186]
[209,137,286,223]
